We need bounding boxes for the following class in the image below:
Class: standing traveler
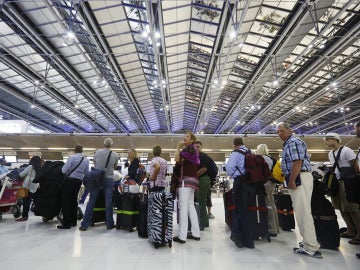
[16,156,42,221]
[58,145,89,229]
[126,149,140,183]
[256,144,279,237]
[194,140,211,230]
[225,137,255,249]
[149,145,167,190]
[276,122,322,258]
[80,138,119,231]
[173,131,200,244]
[324,132,360,244]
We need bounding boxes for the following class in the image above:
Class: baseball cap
[324,132,341,142]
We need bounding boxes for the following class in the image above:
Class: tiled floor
[1,197,359,270]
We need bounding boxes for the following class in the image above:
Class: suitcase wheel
[154,243,160,249]
[168,241,172,248]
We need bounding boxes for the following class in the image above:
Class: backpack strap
[233,148,249,176]
[265,154,277,173]
[104,151,112,170]
[332,146,343,172]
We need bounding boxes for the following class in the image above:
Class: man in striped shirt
[276,122,322,258]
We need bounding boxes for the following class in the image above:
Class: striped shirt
[281,135,311,175]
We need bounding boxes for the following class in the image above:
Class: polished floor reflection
[1,197,359,270]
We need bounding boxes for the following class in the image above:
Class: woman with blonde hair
[126,149,140,183]
[257,144,279,236]
[173,131,200,244]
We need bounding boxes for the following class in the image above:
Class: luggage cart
[0,174,22,221]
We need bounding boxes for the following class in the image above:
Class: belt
[300,170,310,172]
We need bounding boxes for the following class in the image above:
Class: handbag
[16,168,33,198]
[340,150,360,204]
[16,187,29,198]
[118,179,140,194]
[83,151,112,190]
[323,147,343,196]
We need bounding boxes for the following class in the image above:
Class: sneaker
[293,247,323,258]
[208,213,215,219]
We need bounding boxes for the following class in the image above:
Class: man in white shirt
[325,132,360,245]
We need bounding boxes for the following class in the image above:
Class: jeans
[231,178,256,247]
[81,177,114,229]
[22,191,35,218]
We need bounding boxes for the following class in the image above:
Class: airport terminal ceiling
[0,0,360,138]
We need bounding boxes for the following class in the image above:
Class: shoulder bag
[63,157,85,184]
[83,151,112,190]
[323,147,342,196]
[340,149,360,204]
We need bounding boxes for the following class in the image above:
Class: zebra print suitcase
[148,191,174,248]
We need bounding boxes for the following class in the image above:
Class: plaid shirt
[281,134,311,175]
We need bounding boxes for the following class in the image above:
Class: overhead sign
[0,120,28,133]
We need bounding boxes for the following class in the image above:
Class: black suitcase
[312,181,340,250]
[115,193,140,231]
[92,189,106,224]
[223,188,235,229]
[247,190,271,242]
[148,191,173,248]
[274,191,295,231]
[138,193,148,238]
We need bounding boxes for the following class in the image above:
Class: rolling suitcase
[148,191,174,248]
[115,193,140,232]
[91,189,105,224]
[312,180,340,250]
[223,188,235,229]
[274,191,295,231]
[247,190,271,242]
[138,193,148,238]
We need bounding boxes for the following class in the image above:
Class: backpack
[134,163,146,184]
[234,149,270,185]
[266,155,285,183]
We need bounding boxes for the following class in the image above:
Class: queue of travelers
[3,123,360,260]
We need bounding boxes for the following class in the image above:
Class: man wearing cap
[80,138,119,231]
[0,158,9,175]
[276,122,322,258]
[324,132,360,245]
